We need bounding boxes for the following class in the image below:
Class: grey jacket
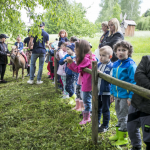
[0,41,10,64]
[131,55,150,114]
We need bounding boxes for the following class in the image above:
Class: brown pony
[10,46,26,79]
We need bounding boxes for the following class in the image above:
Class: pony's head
[10,46,19,60]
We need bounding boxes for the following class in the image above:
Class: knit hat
[66,43,75,52]
[0,34,9,39]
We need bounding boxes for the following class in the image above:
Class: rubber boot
[109,126,119,141]
[76,100,84,111]
[72,99,79,110]
[79,111,91,125]
[112,130,128,146]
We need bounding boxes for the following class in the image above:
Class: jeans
[65,74,74,97]
[98,95,110,127]
[83,91,92,112]
[30,54,45,81]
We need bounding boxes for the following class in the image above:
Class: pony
[10,46,26,79]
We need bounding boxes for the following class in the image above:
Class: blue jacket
[59,54,75,75]
[14,42,24,51]
[98,61,113,95]
[110,57,137,99]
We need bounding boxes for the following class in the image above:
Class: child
[15,35,28,66]
[109,40,137,146]
[70,36,78,43]
[59,43,77,103]
[56,42,69,98]
[58,29,69,42]
[66,39,96,125]
[97,46,113,132]
[127,55,150,150]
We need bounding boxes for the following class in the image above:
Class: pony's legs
[22,68,24,79]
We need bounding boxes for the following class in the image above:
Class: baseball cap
[0,34,9,39]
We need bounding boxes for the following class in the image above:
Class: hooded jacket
[68,53,96,92]
[110,57,137,99]
[131,55,150,114]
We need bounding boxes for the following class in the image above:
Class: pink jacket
[68,53,96,92]
[57,50,67,76]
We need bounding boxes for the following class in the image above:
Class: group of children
[46,29,150,150]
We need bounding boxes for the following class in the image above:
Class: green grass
[1,32,149,149]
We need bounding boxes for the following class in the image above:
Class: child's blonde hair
[108,18,121,36]
[58,29,68,37]
[99,46,113,56]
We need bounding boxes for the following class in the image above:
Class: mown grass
[1,32,149,149]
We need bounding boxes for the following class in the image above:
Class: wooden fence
[54,51,150,144]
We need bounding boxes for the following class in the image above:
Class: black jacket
[131,55,150,114]
[0,41,10,64]
[100,31,124,62]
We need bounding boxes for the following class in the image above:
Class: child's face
[116,46,129,60]
[60,44,66,52]
[66,47,73,55]
[17,38,21,43]
[99,50,110,64]
[61,32,65,38]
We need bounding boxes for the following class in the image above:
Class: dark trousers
[0,64,6,80]
[98,95,110,127]
[50,62,54,74]
[127,105,150,150]
[65,74,75,97]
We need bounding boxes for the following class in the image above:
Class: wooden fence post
[54,50,58,92]
[92,61,98,144]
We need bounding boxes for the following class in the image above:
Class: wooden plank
[92,61,98,144]
[98,72,150,100]
[54,50,58,92]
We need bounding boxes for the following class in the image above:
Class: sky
[21,0,150,25]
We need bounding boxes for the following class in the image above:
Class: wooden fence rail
[54,53,150,144]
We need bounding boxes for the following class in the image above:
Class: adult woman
[99,18,124,62]
[0,34,10,83]
[99,21,109,48]
[95,21,109,60]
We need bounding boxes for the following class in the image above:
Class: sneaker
[36,80,43,84]
[98,125,108,133]
[34,74,36,77]
[27,79,34,84]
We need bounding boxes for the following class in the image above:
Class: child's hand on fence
[110,95,114,103]
[127,99,131,106]
[66,57,73,64]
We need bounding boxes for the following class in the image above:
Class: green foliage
[96,0,141,23]
[119,0,141,21]
[44,1,97,38]
[143,9,150,17]
[112,3,122,22]
[136,16,150,30]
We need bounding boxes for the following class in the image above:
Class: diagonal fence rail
[54,52,150,144]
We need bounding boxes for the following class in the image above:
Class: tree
[44,1,97,38]
[143,9,150,17]
[95,0,119,23]
[119,0,142,21]
[0,0,68,39]
[112,3,122,22]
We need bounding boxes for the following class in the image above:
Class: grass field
[0,31,149,149]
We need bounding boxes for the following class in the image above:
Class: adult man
[0,34,10,83]
[24,29,36,77]
[27,22,49,84]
